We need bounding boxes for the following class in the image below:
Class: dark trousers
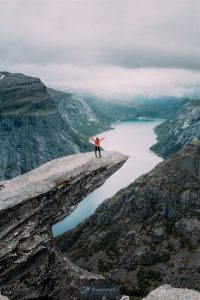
[95,146,101,156]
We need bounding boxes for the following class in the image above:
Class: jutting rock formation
[0,151,128,300]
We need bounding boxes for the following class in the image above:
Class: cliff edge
[0,151,128,300]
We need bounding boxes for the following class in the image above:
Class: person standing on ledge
[90,136,106,157]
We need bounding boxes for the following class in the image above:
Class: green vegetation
[137,269,162,296]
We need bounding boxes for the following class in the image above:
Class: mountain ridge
[57,141,200,299]
[151,100,200,157]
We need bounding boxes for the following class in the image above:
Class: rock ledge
[0,151,128,300]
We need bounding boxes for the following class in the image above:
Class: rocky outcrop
[0,151,128,300]
[0,295,9,300]
[0,72,109,180]
[142,284,200,300]
[57,141,200,299]
[151,100,200,157]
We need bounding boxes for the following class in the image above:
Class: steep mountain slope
[151,100,200,157]
[57,141,200,299]
[0,72,107,180]
[47,88,109,136]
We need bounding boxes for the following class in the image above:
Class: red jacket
[91,137,105,147]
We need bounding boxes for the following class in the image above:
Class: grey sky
[0,0,200,97]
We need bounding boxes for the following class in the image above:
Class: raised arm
[100,136,106,141]
[90,138,96,142]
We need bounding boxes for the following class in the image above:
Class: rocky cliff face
[0,72,108,180]
[0,151,128,300]
[151,100,200,157]
[57,141,200,299]
[0,71,185,180]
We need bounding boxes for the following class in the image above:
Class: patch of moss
[121,282,145,298]
[91,230,120,257]
[129,251,170,269]
[143,252,170,266]
[137,268,162,295]
[165,220,174,235]
[69,238,92,259]
[179,238,198,251]
[98,259,113,273]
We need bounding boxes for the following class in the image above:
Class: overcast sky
[0,0,200,97]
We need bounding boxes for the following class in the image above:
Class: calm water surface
[52,119,163,236]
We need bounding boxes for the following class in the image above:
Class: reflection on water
[52,119,163,236]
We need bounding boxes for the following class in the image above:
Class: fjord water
[52,119,163,236]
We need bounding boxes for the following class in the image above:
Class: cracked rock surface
[0,151,128,300]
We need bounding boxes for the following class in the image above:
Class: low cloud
[0,0,200,97]
[4,63,200,98]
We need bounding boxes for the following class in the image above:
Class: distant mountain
[80,93,186,123]
[0,72,108,180]
[51,87,187,123]
[0,71,186,180]
[57,141,200,299]
[151,100,200,157]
